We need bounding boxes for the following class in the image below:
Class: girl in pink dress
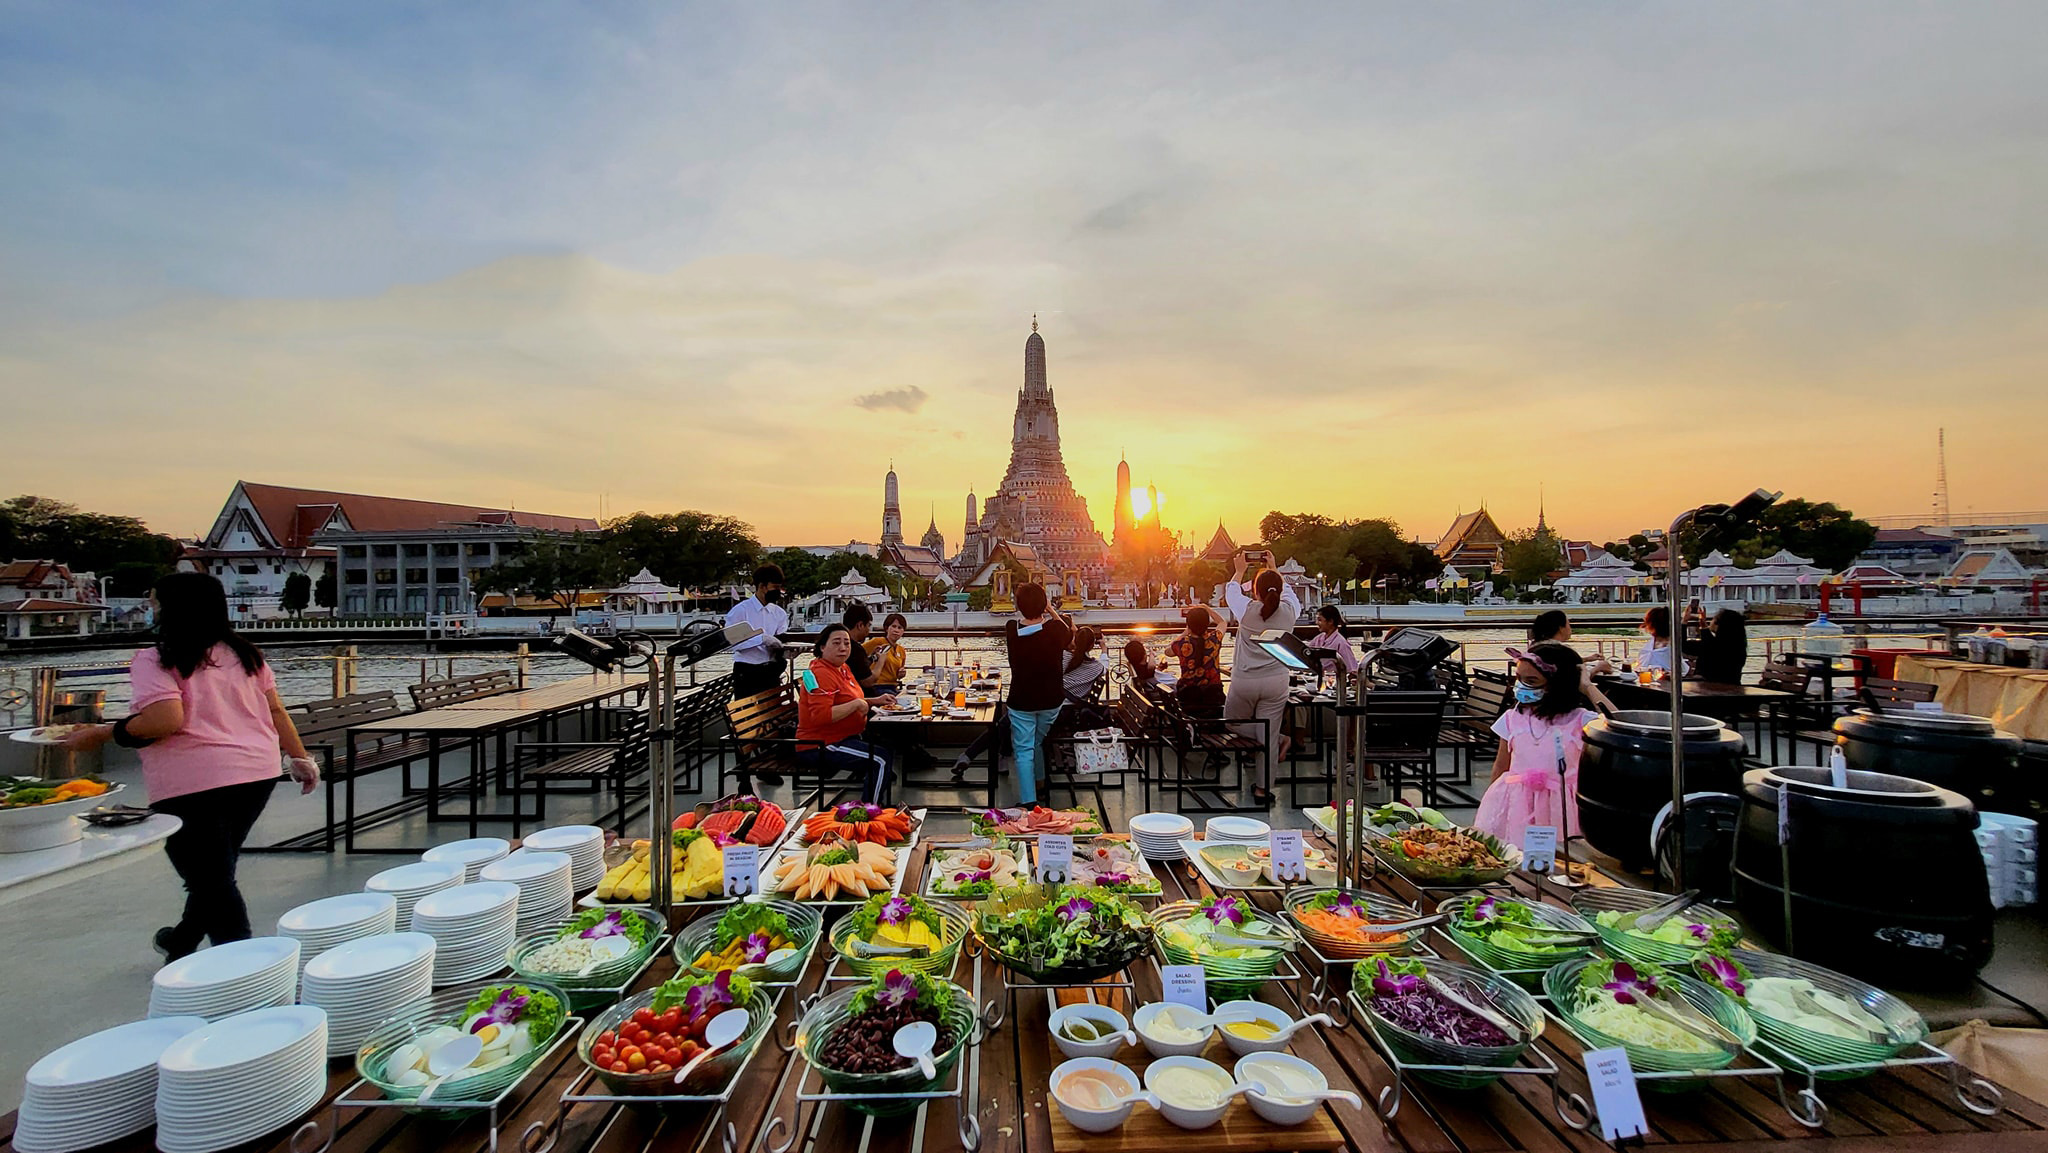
[1474,643,1593,850]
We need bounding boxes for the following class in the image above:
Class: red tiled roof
[233,481,598,547]
[1433,509,1506,559]
[0,560,73,588]
[1874,528,1953,544]
[0,599,99,613]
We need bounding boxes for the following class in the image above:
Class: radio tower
[1933,428,1951,528]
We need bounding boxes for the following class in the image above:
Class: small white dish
[1048,1004,1137,1060]
[1049,1057,1156,1133]
[1142,1055,1237,1130]
[1233,1051,1361,1126]
[1133,1002,1213,1058]
[1213,999,1295,1056]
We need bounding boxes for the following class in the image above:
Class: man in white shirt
[726,564,789,700]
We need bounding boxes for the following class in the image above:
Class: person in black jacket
[1688,609,1749,685]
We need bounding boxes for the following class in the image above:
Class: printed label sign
[722,844,760,898]
[1269,830,1308,882]
[1161,964,1207,1010]
[1583,1047,1649,1142]
[1035,834,1074,884]
[1521,826,1558,873]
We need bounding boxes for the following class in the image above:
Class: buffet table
[1894,656,2048,741]
[6,830,2047,1153]
[0,813,179,905]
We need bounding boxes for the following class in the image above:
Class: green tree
[1259,512,1334,542]
[1500,527,1565,589]
[967,585,993,611]
[599,511,761,590]
[280,571,312,617]
[1343,519,1414,603]
[473,534,613,615]
[314,568,337,610]
[761,548,829,596]
[0,495,181,594]
[1184,558,1229,604]
[1723,499,1876,572]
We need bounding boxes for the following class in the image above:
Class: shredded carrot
[1295,907,1406,944]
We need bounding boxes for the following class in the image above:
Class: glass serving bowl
[1543,956,1756,1092]
[829,897,971,978]
[507,907,666,1009]
[1349,957,1543,1088]
[575,985,777,1097]
[1282,887,1421,960]
[1436,894,1597,987]
[671,900,822,985]
[1362,823,1520,887]
[1569,887,1741,967]
[793,980,979,1116]
[356,980,571,1115]
[1725,949,1926,1078]
[971,887,1155,984]
[1151,900,1291,999]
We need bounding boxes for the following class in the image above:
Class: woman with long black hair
[1223,553,1301,806]
[68,572,318,961]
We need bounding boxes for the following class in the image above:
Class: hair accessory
[1504,646,1556,674]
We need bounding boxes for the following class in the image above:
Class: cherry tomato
[631,1008,656,1027]
[650,1062,672,1075]
[596,1030,617,1048]
[609,1060,629,1074]
[592,1047,614,1066]
[663,1047,683,1066]
[626,1051,647,1072]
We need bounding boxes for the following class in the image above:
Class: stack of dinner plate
[1129,812,1195,861]
[521,825,607,891]
[154,1006,329,1153]
[364,860,467,926]
[421,836,511,881]
[1203,815,1272,845]
[299,933,437,1056]
[409,881,520,985]
[12,1016,208,1153]
[148,937,300,1021]
[480,849,574,932]
[275,891,398,977]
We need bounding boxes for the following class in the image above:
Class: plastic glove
[286,755,321,794]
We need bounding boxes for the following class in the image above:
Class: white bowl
[1233,1052,1344,1126]
[1049,1057,1153,1133]
[1048,1004,1137,1060]
[1215,999,1295,1056]
[1142,1055,1236,1130]
[1133,1003,1213,1059]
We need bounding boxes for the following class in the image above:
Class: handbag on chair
[1072,727,1130,776]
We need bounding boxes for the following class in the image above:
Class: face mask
[762,588,783,605]
[1514,683,1544,706]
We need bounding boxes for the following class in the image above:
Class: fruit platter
[0,775,124,852]
[357,981,572,1112]
[1041,836,1162,897]
[967,805,1103,838]
[922,840,1024,900]
[593,829,743,905]
[829,892,971,977]
[578,970,778,1096]
[670,794,799,849]
[794,969,980,1117]
[1351,956,1544,1089]
[671,898,822,985]
[766,836,908,905]
[798,803,923,847]
[508,907,667,1007]
[973,884,1155,984]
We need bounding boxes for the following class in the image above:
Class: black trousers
[151,777,276,952]
[732,659,784,700]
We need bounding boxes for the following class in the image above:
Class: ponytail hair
[1254,569,1283,622]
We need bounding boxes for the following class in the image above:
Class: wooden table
[442,675,643,712]
[868,700,1004,807]
[8,836,2045,1153]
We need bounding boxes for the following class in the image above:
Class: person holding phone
[1223,551,1301,807]
[1002,581,1072,806]
[794,623,897,803]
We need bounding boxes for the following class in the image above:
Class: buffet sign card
[1584,1047,1649,1143]
[1521,826,1558,873]
[1035,834,1074,884]
[722,844,760,898]
[1269,830,1308,882]
[1161,964,1207,1010]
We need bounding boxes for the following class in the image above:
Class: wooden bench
[407,670,517,711]
[1436,668,1512,780]
[1753,660,1815,761]
[259,690,432,852]
[511,709,650,833]
[1145,690,1267,815]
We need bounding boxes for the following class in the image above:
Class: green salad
[975,886,1150,972]
[1595,909,1738,951]
[1453,896,1577,955]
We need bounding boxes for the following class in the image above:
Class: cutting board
[1045,1032,1346,1153]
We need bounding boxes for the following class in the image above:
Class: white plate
[157,1007,327,1076]
[367,861,465,893]
[278,892,397,935]
[1204,816,1270,841]
[410,881,519,921]
[27,1017,208,1088]
[422,837,510,867]
[481,850,571,884]
[1129,812,1195,836]
[153,938,299,991]
[522,825,602,851]
[301,932,436,982]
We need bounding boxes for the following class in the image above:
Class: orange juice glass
[919,695,934,718]
[953,688,967,709]
[1638,669,1655,684]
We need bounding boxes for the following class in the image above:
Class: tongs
[1622,889,1701,932]
[1634,989,1744,1047]
[1422,974,1523,1044]
[849,940,931,959]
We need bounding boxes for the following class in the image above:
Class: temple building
[1434,506,1509,575]
[1113,455,1134,552]
[880,465,904,547]
[957,320,1110,584]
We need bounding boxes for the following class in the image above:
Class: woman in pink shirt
[68,573,318,961]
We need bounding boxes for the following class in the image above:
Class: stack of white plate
[365,860,466,925]
[12,1017,208,1153]
[148,937,300,1021]
[409,881,519,985]
[155,1006,329,1153]
[1129,812,1196,860]
[422,836,511,881]
[299,932,437,1056]
[480,849,574,932]
[521,825,607,891]
[276,891,398,977]
[1204,815,1272,845]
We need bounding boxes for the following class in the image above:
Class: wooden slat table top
[7,832,2046,1153]
[442,676,641,711]
[349,708,538,732]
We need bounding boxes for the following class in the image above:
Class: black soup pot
[1578,710,1747,871]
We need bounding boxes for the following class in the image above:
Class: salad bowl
[972,885,1154,984]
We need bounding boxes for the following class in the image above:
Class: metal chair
[1349,690,1451,806]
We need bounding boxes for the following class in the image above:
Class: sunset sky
[4,4,2046,550]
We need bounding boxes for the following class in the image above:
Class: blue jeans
[796,737,893,805]
[1008,706,1062,806]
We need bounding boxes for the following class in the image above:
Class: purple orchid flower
[1471,896,1500,923]
[1204,895,1244,926]
[876,969,919,1009]
[470,988,529,1033]
[982,808,1008,826]
[1685,922,1713,943]
[1601,962,1660,1005]
[579,912,627,939]
[1057,895,1095,922]
[1370,960,1420,997]
[878,896,913,925]
[1096,871,1131,886]
[954,868,991,884]
[1697,954,1748,999]
[742,931,773,964]
[1328,892,1364,920]
[836,801,882,822]
[684,970,736,1021]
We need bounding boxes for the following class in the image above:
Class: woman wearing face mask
[1472,643,1592,850]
